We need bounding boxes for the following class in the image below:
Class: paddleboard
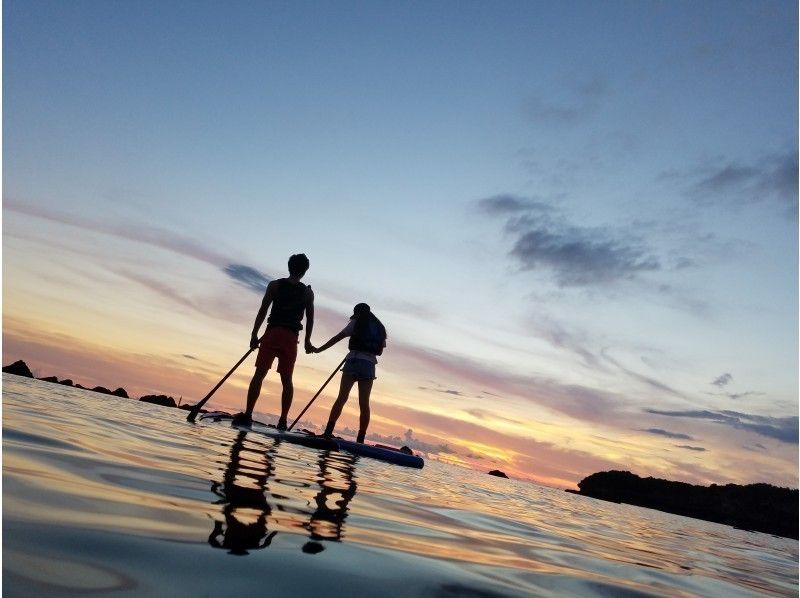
[335,438,424,469]
[199,412,338,450]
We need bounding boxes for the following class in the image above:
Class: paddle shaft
[186,347,255,422]
[287,356,346,432]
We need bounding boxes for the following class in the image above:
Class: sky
[3,0,797,488]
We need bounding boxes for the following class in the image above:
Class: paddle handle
[187,347,255,422]
[287,356,347,431]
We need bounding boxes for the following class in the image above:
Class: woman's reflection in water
[302,447,358,554]
[209,430,358,555]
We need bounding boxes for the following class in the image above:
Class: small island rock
[3,360,33,378]
[488,469,509,478]
[139,394,177,408]
[39,376,60,383]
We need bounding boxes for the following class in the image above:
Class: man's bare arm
[250,281,275,349]
[304,286,315,353]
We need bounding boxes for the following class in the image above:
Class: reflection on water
[3,375,798,597]
[209,430,357,555]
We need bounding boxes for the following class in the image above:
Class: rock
[139,394,177,408]
[111,388,129,398]
[3,360,33,378]
[39,376,59,383]
[92,386,113,395]
[488,469,509,478]
[75,384,85,389]
[59,379,74,386]
[573,470,799,540]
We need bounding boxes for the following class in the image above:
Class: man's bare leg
[240,366,268,422]
[278,371,294,429]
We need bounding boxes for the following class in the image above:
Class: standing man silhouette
[233,254,314,428]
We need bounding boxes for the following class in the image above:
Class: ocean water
[3,375,797,597]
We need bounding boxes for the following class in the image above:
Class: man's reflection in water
[209,430,357,555]
[209,431,277,555]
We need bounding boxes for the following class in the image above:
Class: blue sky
[4,0,797,487]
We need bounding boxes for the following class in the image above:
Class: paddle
[186,347,255,422]
[287,356,346,432]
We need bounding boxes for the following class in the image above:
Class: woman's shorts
[342,358,376,381]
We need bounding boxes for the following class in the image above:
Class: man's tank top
[266,279,307,333]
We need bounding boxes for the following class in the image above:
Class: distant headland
[568,470,798,540]
[2,359,188,411]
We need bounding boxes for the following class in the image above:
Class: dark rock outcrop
[111,388,129,398]
[3,360,33,378]
[488,469,509,478]
[59,379,74,386]
[140,394,177,408]
[39,376,60,383]
[570,470,798,539]
[92,386,113,395]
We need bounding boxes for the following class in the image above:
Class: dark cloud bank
[478,194,660,287]
[223,264,272,293]
[665,150,798,217]
[647,408,798,444]
[641,428,694,440]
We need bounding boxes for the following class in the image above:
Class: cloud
[675,445,707,452]
[5,200,232,266]
[523,77,607,125]
[418,386,464,397]
[477,194,554,215]
[478,194,660,287]
[351,427,455,455]
[711,373,732,387]
[641,428,694,440]
[223,264,272,294]
[671,151,798,216]
[646,408,799,444]
[389,341,629,426]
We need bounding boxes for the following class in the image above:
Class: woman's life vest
[348,314,386,355]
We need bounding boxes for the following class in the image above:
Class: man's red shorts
[255,327,299,375]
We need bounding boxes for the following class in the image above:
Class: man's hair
[288,253,310,277]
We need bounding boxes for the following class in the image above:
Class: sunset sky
[4,0,797,488]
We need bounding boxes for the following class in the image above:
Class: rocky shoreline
[567,470,798,540]
[3,359,186,411]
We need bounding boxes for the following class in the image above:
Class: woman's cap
[352,303,371,317]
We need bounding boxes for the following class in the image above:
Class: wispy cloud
[646,408,799,444]
[641,428,694,440]
[522,77,607,125]
[665,151,798,217]
[675,444,706,452]
[223,264,272,294]
[389,341,629,425]
[418,386,464,397]
[477,194,660,287]
[711,373,732,387]
[5,200,232,266]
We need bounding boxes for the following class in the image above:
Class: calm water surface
[3,375,797,596]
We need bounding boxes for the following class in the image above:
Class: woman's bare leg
[324,373,356,436]
[356,378,373,443]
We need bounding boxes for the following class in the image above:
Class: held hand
[250,334,260,350]
[304,340,314,354]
